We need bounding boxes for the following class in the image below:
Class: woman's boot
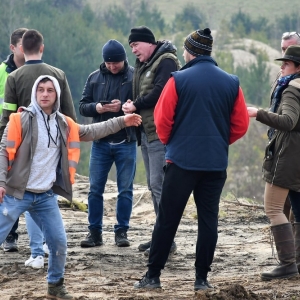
[261,223,298,281]
[294,222,300,273]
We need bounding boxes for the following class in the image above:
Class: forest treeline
[1,0,299,201]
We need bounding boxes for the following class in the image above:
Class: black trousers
[9,219,19,238]
[147,163,227,280]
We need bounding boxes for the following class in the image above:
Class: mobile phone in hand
[100,100,110,105]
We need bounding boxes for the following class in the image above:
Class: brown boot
[294,222,300,272]
[261,223,298,281]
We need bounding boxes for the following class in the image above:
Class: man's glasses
[282,32,300,39]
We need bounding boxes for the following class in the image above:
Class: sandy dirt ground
[1,174,300,300]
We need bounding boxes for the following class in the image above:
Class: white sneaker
[24,255,44,269]
[43,243,49,256]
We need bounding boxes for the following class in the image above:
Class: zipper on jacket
[271,143,284,186]
[119,74,132,143]
[22,115,34,190]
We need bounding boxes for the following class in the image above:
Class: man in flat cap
[123,26,181,255]
[133,28,249,291]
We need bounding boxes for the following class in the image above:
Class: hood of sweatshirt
[30,75,61,116]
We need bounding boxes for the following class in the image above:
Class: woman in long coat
[248,45,300,281]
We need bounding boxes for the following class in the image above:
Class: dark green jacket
[257,77,300,191]
[133,41,181,143]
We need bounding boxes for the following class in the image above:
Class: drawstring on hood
[10,75,65,193]
[42,114,59,147]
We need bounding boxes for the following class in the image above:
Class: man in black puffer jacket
[79,40,137,248]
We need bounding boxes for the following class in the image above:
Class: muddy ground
[1,174,300,300]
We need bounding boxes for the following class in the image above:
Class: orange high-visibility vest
[6,113,80,184]
[65,116,80,184]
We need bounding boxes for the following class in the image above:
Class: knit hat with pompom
[184,28,213,56]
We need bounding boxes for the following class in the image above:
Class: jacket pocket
[263,138,276,172]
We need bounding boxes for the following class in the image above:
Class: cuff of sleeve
[134,96,142,110]
[0,182,6,189]
[93,102,98,112]
[256,109,264,121]
[117,116,126,128]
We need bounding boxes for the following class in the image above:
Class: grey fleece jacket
[0,75,128,200]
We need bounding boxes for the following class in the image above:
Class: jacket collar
[25,60,43,65]
[181,55,218,71]
[146,40,177,66]
[3,54,17,73]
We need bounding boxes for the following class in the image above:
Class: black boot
[115,229,130,247]
[47,278,73,299]
[80,230,103,247]
[261,223,298,280]
[144,241,177,257]
[138,240,151,251]
[294,222,300,272]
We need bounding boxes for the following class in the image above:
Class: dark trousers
[147,163,227,280]
[289,190,300,222]
[9,218,19,238]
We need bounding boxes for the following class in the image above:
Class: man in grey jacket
[0,75,141,299]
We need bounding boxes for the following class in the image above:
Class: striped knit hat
[184,28,213,56]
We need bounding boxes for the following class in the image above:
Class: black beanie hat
[102,39,126,62]
[128,26,156,45]
[184,28,213,56]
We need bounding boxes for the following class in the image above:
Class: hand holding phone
[97,99,121,114]
[100,100,110,106]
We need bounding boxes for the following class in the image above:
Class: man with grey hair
[281,32,300,54]
[123,26,181,255]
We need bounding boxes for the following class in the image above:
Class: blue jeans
[25,196,57,257]
[25,211,44,257]
[147,163,227,280]
[0,190,67,284]
[141,131,165,215]
[88,140,136,232]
